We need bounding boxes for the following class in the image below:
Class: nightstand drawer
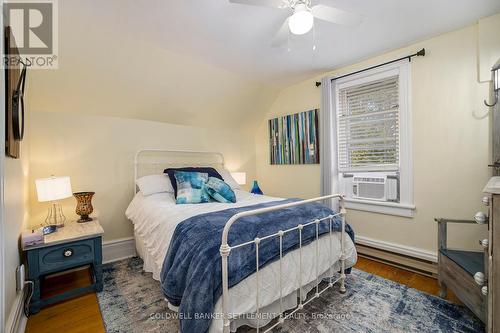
[38,239,95,274]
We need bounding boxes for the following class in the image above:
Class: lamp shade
[230,172,246,186]
[35,176,72,202]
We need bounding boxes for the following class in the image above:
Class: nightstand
[22,219,104,314]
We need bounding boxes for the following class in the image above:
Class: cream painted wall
[479,13,500,81]
[3,132,30,327]
[2,5,30,322]
[255,23,493,254]
[28,112,256,241]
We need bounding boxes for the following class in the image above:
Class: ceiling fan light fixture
[288,4,313,35]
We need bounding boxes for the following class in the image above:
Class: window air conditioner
[352,173,398,202]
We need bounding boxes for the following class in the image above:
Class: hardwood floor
[25,257,458,333]
[355,256,460,303]
[25,267,105,333]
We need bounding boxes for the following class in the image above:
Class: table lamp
[35,176,72,228]
[230,172,246,186]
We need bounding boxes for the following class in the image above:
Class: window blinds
[337,75,400,172]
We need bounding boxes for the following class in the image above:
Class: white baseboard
[102,237,136,264]
[5,292,27,333]
[16,314,27,333]
[356,235,438,263]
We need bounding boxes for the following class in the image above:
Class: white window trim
[333,60,414,217]
[343,198,416,217]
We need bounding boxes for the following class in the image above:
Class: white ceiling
[71,0,500,87]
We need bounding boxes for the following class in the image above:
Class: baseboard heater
[356,243,438,277]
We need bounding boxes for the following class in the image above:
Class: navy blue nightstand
[23,220,104,314]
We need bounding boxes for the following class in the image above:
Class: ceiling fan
[229,0,361,46]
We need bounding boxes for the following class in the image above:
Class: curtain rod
[315,48,425,87]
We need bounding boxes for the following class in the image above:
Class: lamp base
[45,202,67,228]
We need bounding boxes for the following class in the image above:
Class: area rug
[97,257,484,333]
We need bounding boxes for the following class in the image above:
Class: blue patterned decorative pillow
[205,177,236,203]
[174,171,210,204]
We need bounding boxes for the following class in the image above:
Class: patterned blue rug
[97,257,484,333]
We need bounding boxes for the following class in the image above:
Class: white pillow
[136,174,174,196]
[217,168,241,190]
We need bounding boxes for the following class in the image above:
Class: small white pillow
[217,168,241,190]
[136,174,174,196]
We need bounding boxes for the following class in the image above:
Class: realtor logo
[3,0,58,69]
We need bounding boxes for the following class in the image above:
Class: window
[337,75,399,172]
[334,61,414,217]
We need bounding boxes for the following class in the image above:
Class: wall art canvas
[269,109,319,165]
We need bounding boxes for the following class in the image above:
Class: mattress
[126,190,357,332]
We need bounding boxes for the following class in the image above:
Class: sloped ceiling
[55,0,500,87]
[27,0,500,128]
[27,0,279,129]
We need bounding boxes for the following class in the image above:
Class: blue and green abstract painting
[269,109,319,165]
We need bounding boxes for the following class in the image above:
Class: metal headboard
[134,149,225,193]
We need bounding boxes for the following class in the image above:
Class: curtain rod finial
[416,48,425,57]
[315,81,322,87]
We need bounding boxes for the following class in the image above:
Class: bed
[126,149,357,333]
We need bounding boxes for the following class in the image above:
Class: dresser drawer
[38,239,95,274]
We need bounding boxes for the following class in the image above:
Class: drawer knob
[474,212,488,224]
[474,272,486,286]
[479,239,489,248]
[482,196,490,206]
[63,249,74,257]
[482,286,488,296]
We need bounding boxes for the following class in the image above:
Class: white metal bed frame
[134,149,225,192]
[134,149,347,333]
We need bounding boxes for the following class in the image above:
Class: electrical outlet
[16,264,25,291]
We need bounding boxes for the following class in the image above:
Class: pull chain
[312,21,317,51]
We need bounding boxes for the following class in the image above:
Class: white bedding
[126,190,357,332]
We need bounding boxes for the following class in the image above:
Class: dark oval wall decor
[4,26,28,158]
[12,66,26,141]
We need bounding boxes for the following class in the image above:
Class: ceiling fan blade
[311,4,361,26]
[229,0,287,9]
[271,18,290,47]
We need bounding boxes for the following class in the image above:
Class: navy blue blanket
[160,199,354,333]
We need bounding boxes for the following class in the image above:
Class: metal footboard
[219,194,347,333]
